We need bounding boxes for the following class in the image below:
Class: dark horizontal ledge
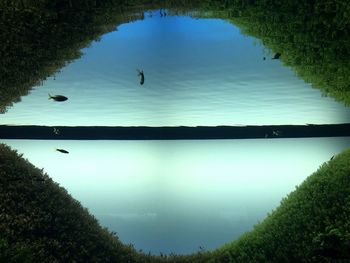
[1,124,350,140]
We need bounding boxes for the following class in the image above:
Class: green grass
[1,143,350,262]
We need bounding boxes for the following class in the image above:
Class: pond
[1,4,350,257]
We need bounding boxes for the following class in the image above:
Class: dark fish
[272,52,281,59]
[49,94,68,102]
[56,148,69,154]
[160,9,167,17]
[272,130,282,137]
[53,128,60,135]
[137,69,145,85]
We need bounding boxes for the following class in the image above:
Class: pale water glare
[1,12,349,126]
[2,137,350,254]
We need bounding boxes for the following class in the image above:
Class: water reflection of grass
[1,143,350,262]
[1,0,349,112]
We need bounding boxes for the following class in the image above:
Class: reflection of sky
[1,12,350,126]
[2,137,349,254]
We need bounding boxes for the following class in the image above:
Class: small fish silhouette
[272,52,281,59]
[56,148,69,154]
[137,69,145,85]
[49,94,68,102]
[160,9,167,17]
[272,130,282,137]
[53,128,60,135]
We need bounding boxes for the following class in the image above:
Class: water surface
[1,12,349,126]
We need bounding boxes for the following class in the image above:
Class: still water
[1,12,349,126]
[2,137,350,254]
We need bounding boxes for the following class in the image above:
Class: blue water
[2,137,350,254]
[1,12,349,126]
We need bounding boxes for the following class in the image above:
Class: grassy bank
[1,143,350,262]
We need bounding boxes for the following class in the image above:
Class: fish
[56,148,69,154]
[160,9,167,17]
[49,94,68,102]
[137,69,145,85]
[272,130,282,137]
[272,52,281,59]
[53,128,60,135]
